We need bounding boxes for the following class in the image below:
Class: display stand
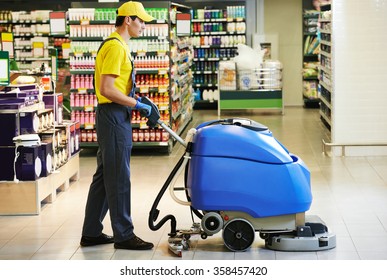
[218,89,283,117]
[217,61,283,116]
[0,152,80,215]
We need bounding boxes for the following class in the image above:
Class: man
[80,1,154,250]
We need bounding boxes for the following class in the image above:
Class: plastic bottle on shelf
[80,111,85,125]
[80,75,85,88]
[155,129,161,141]
[92,130,97,142]
[84,112,90,124]
[70,94,75,107]
[84,94,89,107]
[71,75,75,89]
[90,112,95,124]
[79,94,84,107]
[150,129,156,142]
[87,130,93,142]
[163,56,169,68]
[132,129,138,142]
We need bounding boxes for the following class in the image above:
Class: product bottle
[70,93,74,107]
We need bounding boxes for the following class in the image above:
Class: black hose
[148,153,186,236]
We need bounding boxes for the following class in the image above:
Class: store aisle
[1,107,387,260]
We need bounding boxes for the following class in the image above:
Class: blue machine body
[187,120,312,218]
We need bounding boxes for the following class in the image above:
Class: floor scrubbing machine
[141,97,336,257]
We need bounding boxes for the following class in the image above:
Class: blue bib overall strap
[129,60,136,98]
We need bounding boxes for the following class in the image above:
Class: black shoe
[80,233,114,247]
[114,235,154,250]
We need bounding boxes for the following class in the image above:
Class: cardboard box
[0,146,42,181]
[42,92,63,124]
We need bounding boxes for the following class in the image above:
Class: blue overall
[82,52,137,242]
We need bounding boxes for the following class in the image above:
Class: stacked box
[42,92,63,124]
[0,146,42,181]
[62,120,81,156]
[0,108,40,146]
[39,142,53,177]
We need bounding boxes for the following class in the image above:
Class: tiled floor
[1,107,387,260]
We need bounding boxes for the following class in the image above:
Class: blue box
[0,146,42,181]
[0,109,39,146]
[39,142,53,177]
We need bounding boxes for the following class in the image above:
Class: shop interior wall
[263,0,303,106]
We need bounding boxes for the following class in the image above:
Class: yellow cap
[117,1,155,22]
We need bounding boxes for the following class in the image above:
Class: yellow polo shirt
[94,32,133,104]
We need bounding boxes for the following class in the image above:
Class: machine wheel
[201,212,223,235]
[201,232,208,239]
[259,232,271,240]
[222,218,255,252]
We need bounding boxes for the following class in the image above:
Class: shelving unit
[318,4,332,132]
[217,60,283,116]
[302,10,320,108]
[9,11,53,70]
[168,3,194,148]
[189,3,247,109]
[0,152,80,215]
[68,1,193,153]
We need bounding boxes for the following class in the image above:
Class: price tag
[84,105,94,112]
[139,122,148,129]
[32,42,44,57]
[62,42,71,59]
[158,69,168,75]
[158,85,168,93]
[139,86,149,93]
[84,123,94,130]
[80,19,90,25]
[137,51,146,57]
[78,88,87,94]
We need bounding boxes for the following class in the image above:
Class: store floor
[1,107,387,260]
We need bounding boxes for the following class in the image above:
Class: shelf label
[78,88,87,94]
[84,105,94,112]
[62,42,71,59]
[80,19,90,25]
[157,51,166,56]
[32,41,44,57]
[158,69,168,75]
[139,121,148,129]
[158,85,168,93]
[84,123,94,130]
[139,86,149,93]
[1,32,14,58]
[136,51,146,57]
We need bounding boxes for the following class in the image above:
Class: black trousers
[82,103,134,242]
